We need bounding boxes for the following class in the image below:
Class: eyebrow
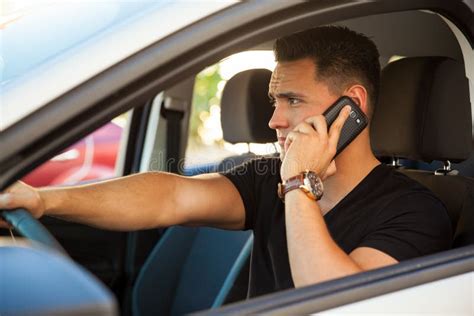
[268,91,307,99]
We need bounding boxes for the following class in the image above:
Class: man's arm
[0,172,245,231]
[285,189,397,287]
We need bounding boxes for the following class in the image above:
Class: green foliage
[189,64,223,144]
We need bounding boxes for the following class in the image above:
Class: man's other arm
[0,172,245,231]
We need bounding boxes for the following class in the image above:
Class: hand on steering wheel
[0,182,67,255]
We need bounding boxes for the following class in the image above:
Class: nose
[268,104,289,130]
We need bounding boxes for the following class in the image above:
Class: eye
[288,97,301,106]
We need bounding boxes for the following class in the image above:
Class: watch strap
[279,174,305,198]
[278,171,323,201]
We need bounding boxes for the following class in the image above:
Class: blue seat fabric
[132,227,252,315]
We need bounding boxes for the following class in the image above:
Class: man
[0,26,451,298]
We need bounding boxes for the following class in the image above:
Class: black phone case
[323,96,368,157]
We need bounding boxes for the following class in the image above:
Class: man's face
[268,58,339,160]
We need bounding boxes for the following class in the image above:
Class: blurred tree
[189,64,223,145]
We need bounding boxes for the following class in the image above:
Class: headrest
[221,68,276,144]
[371,57,472,163]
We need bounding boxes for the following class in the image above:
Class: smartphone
[323,96,368,157]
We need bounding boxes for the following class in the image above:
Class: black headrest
[371,57,472,163]
[221,68,276,144]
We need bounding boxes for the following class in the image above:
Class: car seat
[132,69,275,316]
[216,68,276,171]
[371,56,474,248]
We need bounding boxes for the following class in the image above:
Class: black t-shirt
[221,157,452,298]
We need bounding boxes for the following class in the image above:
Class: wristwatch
[278,170,324,201]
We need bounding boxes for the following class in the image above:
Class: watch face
[304,171,324,200]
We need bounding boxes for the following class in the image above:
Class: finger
[0,193,15,229]
[284,131,298,152]
[305,115,328,141]
[328,105,351,148]
[293,121,317,135]
[0,193,12,209]
[0,192,28,211]
[284,132,293,152]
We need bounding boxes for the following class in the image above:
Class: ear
[344,85,369,115]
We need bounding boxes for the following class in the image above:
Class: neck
[319,129,380,214]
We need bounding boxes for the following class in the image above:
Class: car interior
[1,3,473,316]
[132,56,473,315]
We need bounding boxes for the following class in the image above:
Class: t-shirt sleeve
[220,159,258,230]
[358,192,452,261]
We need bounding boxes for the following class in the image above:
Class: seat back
[220,68,275,145]
[216,68,276,171]
[371,56,473,247]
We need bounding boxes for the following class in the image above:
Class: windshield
[1,0,167,85]
[0,0,235,131]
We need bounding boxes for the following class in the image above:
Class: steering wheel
[1,208,68,256]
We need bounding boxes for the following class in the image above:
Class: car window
[185,51,277,172]
[21,113,129,187]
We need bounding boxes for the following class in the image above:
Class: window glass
[1,0,166,85]
[21,113,129,187]
[185,51,277,170]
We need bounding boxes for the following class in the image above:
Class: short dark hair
[274,26,380,114]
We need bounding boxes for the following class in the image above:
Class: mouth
[277,137,286,146]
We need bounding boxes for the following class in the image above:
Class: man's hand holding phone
[280,105,351,182]
[280,96,369,182]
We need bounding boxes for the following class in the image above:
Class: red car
[22,122,123,187]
